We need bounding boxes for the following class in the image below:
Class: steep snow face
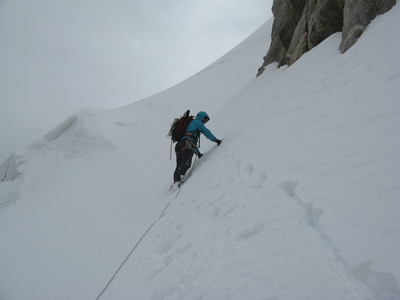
[1,5,400,300]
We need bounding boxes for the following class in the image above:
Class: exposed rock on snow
[340,0,396,52]
[257,0,396,74]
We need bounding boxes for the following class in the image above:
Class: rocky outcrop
[340,0,396,52]
[257,0,396,76]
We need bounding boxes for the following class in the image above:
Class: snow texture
[0,5,399,300]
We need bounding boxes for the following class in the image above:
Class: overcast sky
[0,0,273,163]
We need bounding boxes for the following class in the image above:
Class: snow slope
[1,5,399,300]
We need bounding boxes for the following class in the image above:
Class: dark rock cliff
[257,0,396,76]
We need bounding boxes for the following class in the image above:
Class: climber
[173,111,221,187]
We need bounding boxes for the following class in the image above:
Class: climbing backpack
[167,110,194,142]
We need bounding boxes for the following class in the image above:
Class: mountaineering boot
[170,176,184,191]
[170,181,182,191]
[177,175,184,187]
[169,181,179,191]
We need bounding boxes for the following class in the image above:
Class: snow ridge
[0,153,21,182]
[280,181,400,299]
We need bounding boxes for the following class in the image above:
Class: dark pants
[174,139,194,182]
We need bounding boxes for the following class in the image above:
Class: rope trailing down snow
[97,147,202,298]
[96,202,171,300]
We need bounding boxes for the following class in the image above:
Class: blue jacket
[183,111,217,145]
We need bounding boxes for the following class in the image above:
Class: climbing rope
[98,145,201,298]
[96,203,170,299]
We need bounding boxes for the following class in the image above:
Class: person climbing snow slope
[173,111,222,187]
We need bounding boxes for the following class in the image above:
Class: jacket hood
[195,111,209,121]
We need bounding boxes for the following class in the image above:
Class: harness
[176,130,200,154]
